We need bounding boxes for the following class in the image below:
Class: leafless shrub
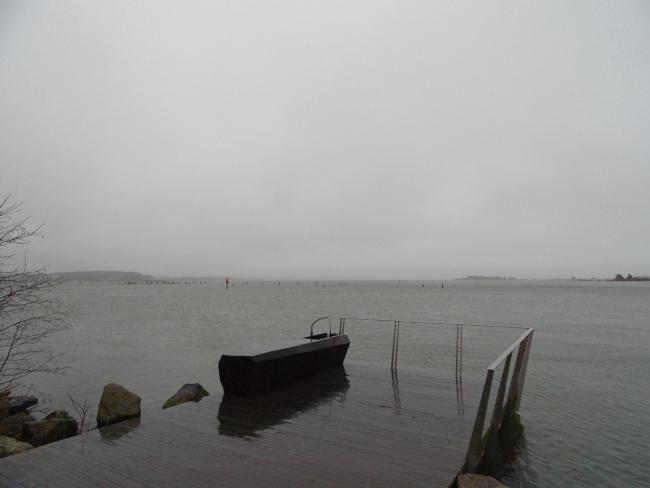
[67,393,93,433]
[0,196,65,395]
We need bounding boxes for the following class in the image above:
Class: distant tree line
[613,273,650,281]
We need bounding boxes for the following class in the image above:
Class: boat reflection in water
[217,368,350,439]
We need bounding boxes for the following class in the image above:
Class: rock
[0,435,32,458]
[7,396,38,415]
[45,410,73,420]
[162,383,209,409]
[21,417,78,447]
[0,399,8,422]
[96,383,141,428]
[0,412,35,439]
[457,474,510,488]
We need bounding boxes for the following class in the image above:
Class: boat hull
[219,335,350,396]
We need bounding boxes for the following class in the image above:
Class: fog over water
[1,1,649,279]
[27,280,650,488]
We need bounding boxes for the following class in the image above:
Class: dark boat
[218,317,350,396]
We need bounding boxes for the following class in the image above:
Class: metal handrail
[487,328,534,371]
[309,316,332,337]
[340,316,528,330]
[337,315,534,475]
[465,327,534,472]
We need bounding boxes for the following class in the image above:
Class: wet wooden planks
[0,363,477,488]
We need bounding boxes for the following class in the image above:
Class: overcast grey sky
[1,1,648,279]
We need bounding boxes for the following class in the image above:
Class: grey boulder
[163,383,209,409]
[45,410,73,420]
[21,417,78,447]
[0,412,35,439]
[0,435,32,458]
[97,383,141,427]
[8,396,38,415]
[457,474,510,488]
[0,398,8,421]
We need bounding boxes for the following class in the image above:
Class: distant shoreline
[49,270,650,283]
[52,271,154,282]
[458,276,517,280]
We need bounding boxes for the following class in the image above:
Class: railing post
[465,369,494,472]
[391,320,401,370]
[395,320,400,369]
[455,324,464,386]
[455,324,465,416]
[391,321,397,370]
[490,353,512,425]
[455,324,459,381]
[515,331,533,410]
[458,324,463,382]
[506,336,527,410]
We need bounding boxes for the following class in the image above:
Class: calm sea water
[23,279,650,487]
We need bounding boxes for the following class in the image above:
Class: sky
[1,0,648,279]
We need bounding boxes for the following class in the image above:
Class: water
[18,279,650,487]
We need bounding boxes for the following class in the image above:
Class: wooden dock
[0,363,481,488]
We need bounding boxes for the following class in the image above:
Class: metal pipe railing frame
[464,327,534,472]
[337,316,534,475]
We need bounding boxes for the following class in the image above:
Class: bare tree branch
[0,196,65,396]
[67,393,92,433]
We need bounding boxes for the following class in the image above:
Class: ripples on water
[25,279,650,488]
